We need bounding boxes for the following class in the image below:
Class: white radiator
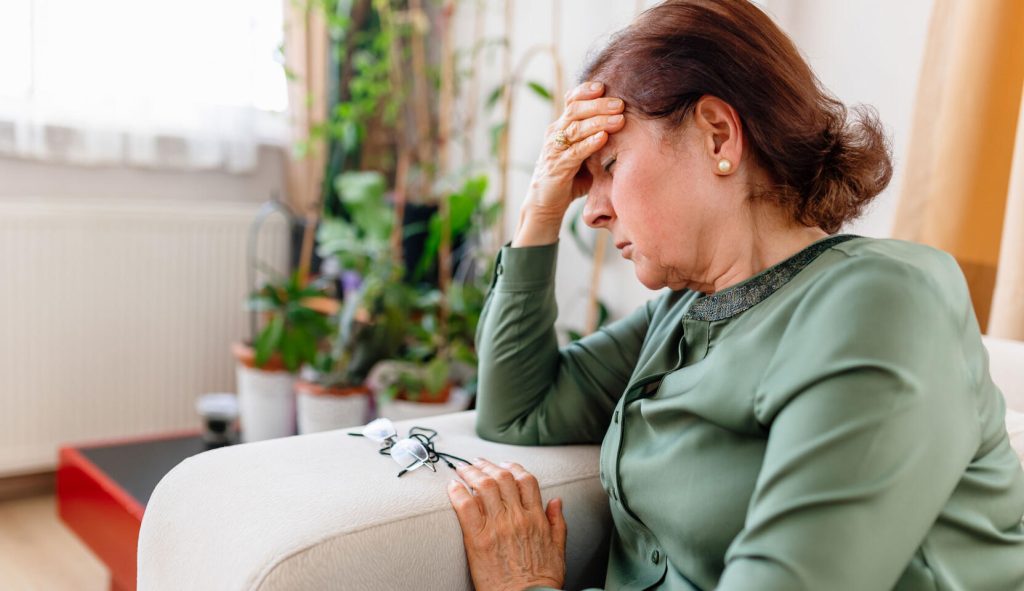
[0,198,289,477]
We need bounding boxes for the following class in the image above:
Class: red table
[56,429,216,591]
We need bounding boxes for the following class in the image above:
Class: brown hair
[580,0,893,234]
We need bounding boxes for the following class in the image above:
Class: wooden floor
[0,494,108,590]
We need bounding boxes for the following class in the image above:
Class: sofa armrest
[137,411,611,591]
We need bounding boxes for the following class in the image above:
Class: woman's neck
[695,207,830,295]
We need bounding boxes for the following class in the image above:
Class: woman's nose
[582,190,614,228]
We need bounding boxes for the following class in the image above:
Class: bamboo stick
[377,0,411,265]
[408,0,435,196]
[391,149,410,264]
[462,0,485,169]
[550,0,564,115]
[438,0,456,331]
[496,0,514,247]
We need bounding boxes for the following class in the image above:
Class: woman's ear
[694,95,743,175]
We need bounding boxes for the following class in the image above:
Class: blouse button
[613,410,619,424]
[651,549,660,564]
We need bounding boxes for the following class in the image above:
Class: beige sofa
[137,337,1024,590]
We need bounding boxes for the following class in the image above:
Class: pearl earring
[717,159,733,174]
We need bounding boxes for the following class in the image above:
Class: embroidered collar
[685,234,860,322]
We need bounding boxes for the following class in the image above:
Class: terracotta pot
[295,379,372,434]
[231,342,289,372]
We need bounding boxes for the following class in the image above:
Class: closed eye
[602,157,617,173]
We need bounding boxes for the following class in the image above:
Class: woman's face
[582,114,736,292]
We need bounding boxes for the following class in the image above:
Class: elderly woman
[445,1,1024,589]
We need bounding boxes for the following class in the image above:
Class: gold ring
[553,129,572,148]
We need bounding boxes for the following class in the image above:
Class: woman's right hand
[512,81,626,246]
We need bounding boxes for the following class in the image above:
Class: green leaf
[414,176,489,279]
[485,83,506,111]
[567,330,583,342]
[482,201,503,227]
[280,326,301,372]
[254,314,285,368]
[336,170,386,206]
[526,80,553,101]
[425,357,449,394]
[597,301,610,328]
[489,122,507,157]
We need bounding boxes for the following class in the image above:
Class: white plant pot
[375,387,472,422]
[236,363,297,442]
[296,382,372,434]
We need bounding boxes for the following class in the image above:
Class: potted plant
[371,176,494,420]
[234,272,333,442]
[294,171,408,432]
[368,289,478,421]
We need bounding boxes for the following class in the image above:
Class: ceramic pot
[376,385,472,422]
[232,342,296,442]
[295,380,372,434]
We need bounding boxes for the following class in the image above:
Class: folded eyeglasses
[349,418,470,477]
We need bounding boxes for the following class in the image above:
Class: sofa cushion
[137,411,611,591]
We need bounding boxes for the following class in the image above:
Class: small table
[56,430,230,591]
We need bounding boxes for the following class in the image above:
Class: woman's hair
[580,0,893,234]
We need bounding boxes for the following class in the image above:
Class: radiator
[0,198,289,477]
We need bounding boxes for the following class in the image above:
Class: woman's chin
[633,265,667,291]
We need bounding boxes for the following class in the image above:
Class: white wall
[457,0,935,328]
[764,0,935,239]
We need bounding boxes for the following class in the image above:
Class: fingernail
[608,114,623,124]
[608,98,623,109]
[499,461,513,468]
[448,479,459,489]
[472,457,485,464]
[590,81,603,91]
[591,131,605,142]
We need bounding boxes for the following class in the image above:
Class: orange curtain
[892,0,1024,337]
[989,95,1024,339]
[281,0,329,219]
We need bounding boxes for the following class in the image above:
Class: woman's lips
[619,243,633,259]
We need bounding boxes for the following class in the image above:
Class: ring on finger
[553,129,572,149]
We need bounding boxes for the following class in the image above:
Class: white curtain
[0,0,289,173]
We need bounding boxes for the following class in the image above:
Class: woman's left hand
[447,458,567,591]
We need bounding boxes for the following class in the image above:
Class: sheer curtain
[0,0,289,173]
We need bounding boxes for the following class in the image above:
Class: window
[0,0,290,173]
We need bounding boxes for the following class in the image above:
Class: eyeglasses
[348,418,470,477]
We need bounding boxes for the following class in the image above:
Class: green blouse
[474,234,1024,590]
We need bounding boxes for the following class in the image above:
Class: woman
[446,1,1024,589]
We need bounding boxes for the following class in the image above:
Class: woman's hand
[513,81,626,246]
[447,458,568,591]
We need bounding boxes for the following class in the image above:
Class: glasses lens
[390,438,429,471]
[362,418,397,443]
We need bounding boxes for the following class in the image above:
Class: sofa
[137,336,1024,590]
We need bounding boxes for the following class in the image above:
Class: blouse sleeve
[473,241,651,446]
[718,253,979,590]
